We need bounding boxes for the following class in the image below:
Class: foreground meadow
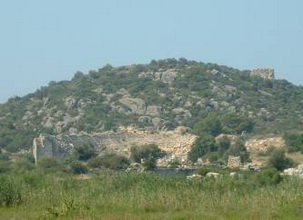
[0,170,302,220]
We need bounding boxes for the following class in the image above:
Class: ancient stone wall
[32,126,197,165]
[227,156,242,168]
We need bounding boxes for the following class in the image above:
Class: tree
[74,143,96,161]
[69,161,88,174]
[222,113,254,134]
[268,149,294,171]
[188,134,216,162]
[193,114,222,136]
[227,140,250,163]
[217,136,231,157]
[283,132,303,153]
[130,144,166,169]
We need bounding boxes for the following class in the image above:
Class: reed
[0,170,302,220]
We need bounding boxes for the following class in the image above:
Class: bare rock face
[172,108,192,122]
[32,126,197,165]
[251,68,275,80]
[138,69,178,84]
[65,97,76,110]
[283,165,303,178]
[119,98,146,115]
[160,69,178,84]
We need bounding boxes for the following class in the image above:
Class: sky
[0,0,303,103]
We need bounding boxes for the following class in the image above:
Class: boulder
[186,174,202,180]
[119,98,146,115]
[251,68,275,80]
[206,172,220,178]
[146,105,161,116]
[160,69,178,84]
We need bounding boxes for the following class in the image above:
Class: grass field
[0,170,303,220]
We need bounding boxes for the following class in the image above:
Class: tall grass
[0,170,302,219]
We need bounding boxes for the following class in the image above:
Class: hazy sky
[1,0,303,103]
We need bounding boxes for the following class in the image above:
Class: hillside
[1,58,303,154]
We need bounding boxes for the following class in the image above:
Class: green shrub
[0,160,12,173]
[283,132,303,153]
[0,153,9,161]
[202,151,220,162]
[38,157,61,172]
[74,143,96,161]
[255,168,283,186]
[12,158,35,173]
[69,162,88,174]
[187,135,216,162]
[130,144,166,163]
[267,149,295,171]
[167,159,181,168]
[227,140,250,163]
[0,175,22,207]
[88,154,130,170]
[130,144,166,170]
[193,114,222,136]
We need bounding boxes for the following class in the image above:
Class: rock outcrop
[283,164,303,178]
[250,68,275,80]
[139,69,178,84]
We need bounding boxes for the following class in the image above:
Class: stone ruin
[32,126,197,165]
[250,68,275,80]
[227,156,242,168]
[32,134,89,164]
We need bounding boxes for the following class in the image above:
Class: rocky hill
[1,58,303,157]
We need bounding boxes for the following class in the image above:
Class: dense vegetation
[1,58,303,153]
[0,169,303,220]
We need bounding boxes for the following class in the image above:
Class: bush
[130,144,166,163]
[69,162,88,174]
[0,160,12,173]
[12,158,35,173]
[188,135,216,162]
[283,132,303,153]
[221,113,254,134]
[255,168,283,186]
[0,175,22,207]
[267,149,295,171]
[88,154,130,170]
[227,140,250,163]
[202,151,220,163]
[74,143,96,161]
[0,153,9,161]
[193,114,222,136]
[130,144,166,170]
[38,157,61,172]
[167,159,181,168]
